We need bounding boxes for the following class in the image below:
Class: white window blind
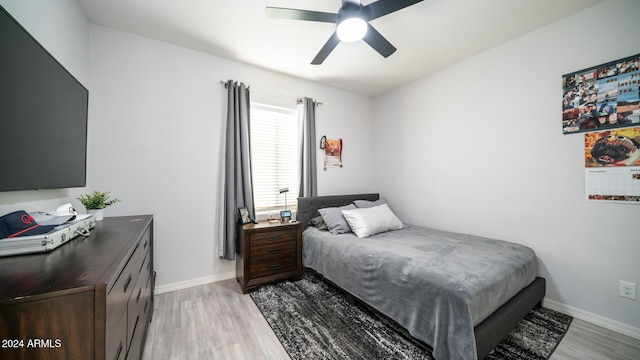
[250,102,299,214]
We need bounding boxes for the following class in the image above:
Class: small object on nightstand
[280,210,292,222]
[279,187,292,221]
[236,220,302,294]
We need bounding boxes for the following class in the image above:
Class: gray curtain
[298,97,318,197]
[218,80,254,260]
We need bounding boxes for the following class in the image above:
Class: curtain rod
[219,80,323,106]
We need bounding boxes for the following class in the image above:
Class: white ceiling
[77,0,605,97]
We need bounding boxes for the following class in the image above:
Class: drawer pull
[268,248,281,254]
[123,274,132,293]
[136,287,142,303]
[267,264,281,269]
[267,235,282,240]
[114,341,123,360]
[143,239,148,249]
[144,299,149,314]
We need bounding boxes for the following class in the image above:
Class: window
[250,102,299,214]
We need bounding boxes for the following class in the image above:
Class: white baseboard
[544,298,640,340]
[154,271,236,295]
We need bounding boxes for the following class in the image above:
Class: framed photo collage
[562,53,640,204]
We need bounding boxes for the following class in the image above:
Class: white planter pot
[87,209,104,221]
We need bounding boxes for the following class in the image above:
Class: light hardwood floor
[143,279,640,360]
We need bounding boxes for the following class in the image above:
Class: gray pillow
[309,215,328,231]
[353,197,389,209]
[318,204,356,234]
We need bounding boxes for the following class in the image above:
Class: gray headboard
[296,193,379,229]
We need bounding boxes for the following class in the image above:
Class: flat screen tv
[0,5,88,191]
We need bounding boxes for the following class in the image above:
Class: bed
[296,193,545,360]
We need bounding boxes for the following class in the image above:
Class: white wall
[0,0,90,215]
[372,0,640,334]
[88,25,375,288]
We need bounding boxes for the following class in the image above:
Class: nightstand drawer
[250,228,298,246]
[249,255,297,278]
[250,241,297,262]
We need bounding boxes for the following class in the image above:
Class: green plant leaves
[77,191,120,210]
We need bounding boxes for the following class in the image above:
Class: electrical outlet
[619,281,637,300]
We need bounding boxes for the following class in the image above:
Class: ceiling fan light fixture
[266,0,425,64]
[336,16,367,42]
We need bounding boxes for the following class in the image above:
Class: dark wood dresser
[0,215,154,360]
[236,221,302,294]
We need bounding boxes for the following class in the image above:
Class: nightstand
[236,220,302,294]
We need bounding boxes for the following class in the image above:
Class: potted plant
[77,191,120,221]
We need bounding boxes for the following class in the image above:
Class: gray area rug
[250,271,573,360]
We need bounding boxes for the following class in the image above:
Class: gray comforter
[302,224,537,360]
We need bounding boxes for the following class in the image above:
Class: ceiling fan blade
[265,7,337,23]
[364,0,424,21]
[362,24,396,58]
[311,32,341,65]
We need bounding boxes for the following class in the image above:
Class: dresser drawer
[250,228,298,246]
[249,254,297,278]
[250,241,297,262]
[127,249,150,348]
[128,250,150,316]
[128,272,152,360]
[106,315,126,360]
[131,229,150,275]
[106,242,141,338]
[106,228,151,357]
[141,249,152,290]
[127,310,145,360]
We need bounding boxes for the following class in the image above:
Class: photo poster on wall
[584,126,640,204]
[562,53,640,134]
[322,138,342,170]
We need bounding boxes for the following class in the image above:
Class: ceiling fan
[266,0,424,65]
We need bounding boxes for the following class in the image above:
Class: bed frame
[297,193,546,359]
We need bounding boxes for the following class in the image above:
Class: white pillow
[341,204,404,238]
